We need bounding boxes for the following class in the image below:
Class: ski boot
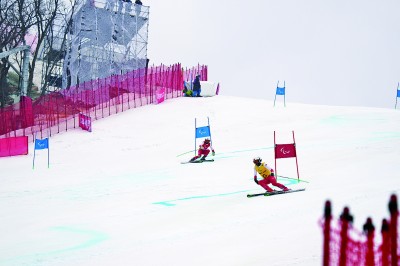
[189,157,198,162]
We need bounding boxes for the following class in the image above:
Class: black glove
[253,176,259,184]
[270,172,274,177]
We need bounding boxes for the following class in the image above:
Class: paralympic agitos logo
[197,128,209,137]
[280,147,291,155]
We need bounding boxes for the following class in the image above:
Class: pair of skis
[180,159,306,197]
[247,188,305,198]
[181,159,214,164]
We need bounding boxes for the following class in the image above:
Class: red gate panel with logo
[274,131,300,180]
[275,143,297,159]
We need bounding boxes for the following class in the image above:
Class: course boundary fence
[0,63,207,143]
[320,194,399,266]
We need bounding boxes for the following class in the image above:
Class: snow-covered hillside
[1,96,399,265]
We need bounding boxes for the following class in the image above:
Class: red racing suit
[254,162,288,192]
[190,141,215,161]
[197,142,214,157]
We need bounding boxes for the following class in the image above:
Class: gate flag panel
[194,117,212,156]
[156,88,166,104]
[33,137,50,169]
[274,131,300,180]
[274,80,286,107]
[395,82,400,109]
[195,126,211,138]
[79,113,92,132]
[275,143,297,159]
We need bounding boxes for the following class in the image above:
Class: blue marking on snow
[48,226,109,252]
[277,176,310,184]
[153,177,306,207]
[319,114,385,126]
[153,190,252,206]
[0,226,108,265]
[369,131,400,141]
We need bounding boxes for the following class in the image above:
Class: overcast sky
[144,0,400,108]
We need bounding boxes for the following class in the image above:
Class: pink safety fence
[0,136,28,157]
[0,63,208,144]
[320,195,399,266]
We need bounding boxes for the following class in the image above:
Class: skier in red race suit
[253,157,289,192]
[190,138,215,162]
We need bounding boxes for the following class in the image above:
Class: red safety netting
[321,196,399,266]
[0,63,207,143]
[0,136,28,157]
[320,218,368,266]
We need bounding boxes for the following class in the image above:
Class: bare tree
[1,0,82,103]
[29,0,63,96]
[0,0,35,107]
